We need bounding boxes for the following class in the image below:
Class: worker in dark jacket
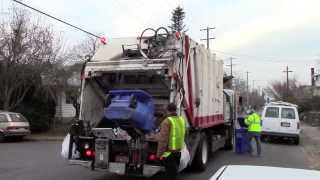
[157,103,186,180]
[245,109,262,157]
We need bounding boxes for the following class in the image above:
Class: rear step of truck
[69,160,92,168]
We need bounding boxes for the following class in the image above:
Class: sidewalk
[300,122,320,169]
[27,132,65,142]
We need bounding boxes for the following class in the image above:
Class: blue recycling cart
[104,90,155,133]
[235,128,249,154]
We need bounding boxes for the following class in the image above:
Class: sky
[1,0,320,88]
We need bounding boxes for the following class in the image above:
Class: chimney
[311,67,315,86]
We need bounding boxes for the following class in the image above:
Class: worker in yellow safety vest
[157,103,186,180]
[245,108,262,157]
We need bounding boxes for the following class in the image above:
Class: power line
[12,0,103,39]
[200,26,215,49]
[214,49,319,63]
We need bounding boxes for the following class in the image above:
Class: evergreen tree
[168,6,186,32]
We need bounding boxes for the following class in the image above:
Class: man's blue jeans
[248,132,261,156]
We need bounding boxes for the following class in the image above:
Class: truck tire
[294,136,300,145]
[191,133,209,171]
[0,132,4,142]
[224,125,233,150]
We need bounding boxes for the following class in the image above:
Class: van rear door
[279,107,298,134]
[262,106,280,133]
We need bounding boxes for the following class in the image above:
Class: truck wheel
[294,136,300,145]
[0,132,4,142]
[192,133,208,171]
[224,125,233,150]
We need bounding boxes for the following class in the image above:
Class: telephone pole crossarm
[200,26,215,49]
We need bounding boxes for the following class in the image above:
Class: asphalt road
[0,136,310,180]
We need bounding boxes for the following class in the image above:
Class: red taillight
[85,149,95,157]
[148,154,157,161]
[159,156,164,161]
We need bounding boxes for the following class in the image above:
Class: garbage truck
[64,27,236,177]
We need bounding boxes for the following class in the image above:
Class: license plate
[281,122,291,127]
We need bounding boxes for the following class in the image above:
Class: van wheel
[192,133,208,171]
[294,137,300,145]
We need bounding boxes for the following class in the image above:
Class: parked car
[261,101,300,144]
[0,111,31,141]
[210,165,320,180]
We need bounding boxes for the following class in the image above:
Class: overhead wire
[12,0,103,39]
[213,49,319,64]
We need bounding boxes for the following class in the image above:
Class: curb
[26,136,64,142]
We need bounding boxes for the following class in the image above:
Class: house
[54,70,81,123]
[311,68,320,96]
[55,67,82,123]
[41,63,83,123]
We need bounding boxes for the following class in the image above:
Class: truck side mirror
[195,97,201,108]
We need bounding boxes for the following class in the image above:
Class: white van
[261,101,300,144]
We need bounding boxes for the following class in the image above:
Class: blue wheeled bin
[103,90,155,133]
[235,128,249,154]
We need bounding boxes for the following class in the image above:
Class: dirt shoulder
[300,122,320,170]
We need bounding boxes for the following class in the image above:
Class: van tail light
[297,122,300,129]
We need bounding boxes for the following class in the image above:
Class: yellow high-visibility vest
[245,112,262,132]
[162,116,186,157]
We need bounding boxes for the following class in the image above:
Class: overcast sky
[2,0,320,88]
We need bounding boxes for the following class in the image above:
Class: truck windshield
[265,107,279,118]
[281,108,296,119]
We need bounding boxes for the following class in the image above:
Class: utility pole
[226,57,236,89]
[283,66,293,101]
[200,26,215,49]
[252,80,255,91]
[246,71,250,108]
[226,57,236,76]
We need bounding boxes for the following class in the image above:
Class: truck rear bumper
[68,160,163,177]
[68,160,92,168]
[109,162,163,177]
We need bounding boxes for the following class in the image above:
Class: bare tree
[0,8,61,110]
[65,36,99,64]
[266,79,305,103]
